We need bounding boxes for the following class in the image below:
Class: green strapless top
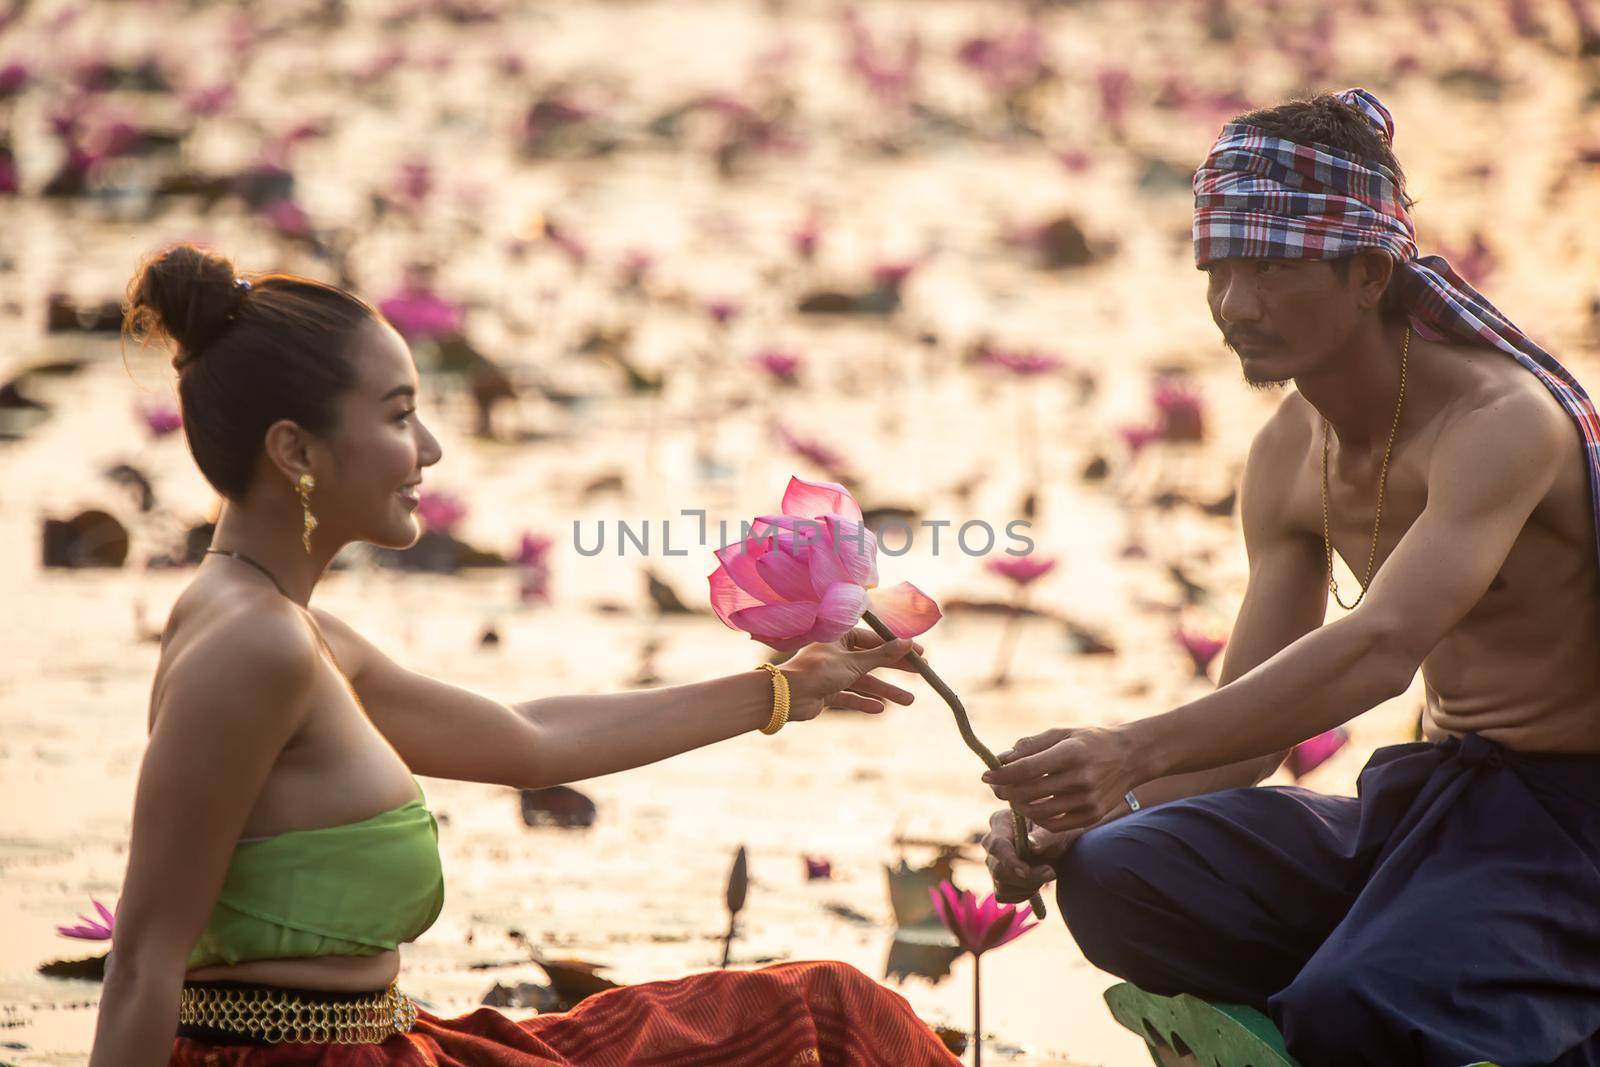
[186,778,445,970]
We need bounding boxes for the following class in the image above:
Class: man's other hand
[981,808,1079,905]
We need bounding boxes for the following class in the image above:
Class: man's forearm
[1130,751,1286,808]
[511,670,775,785]
[1126,613,1408,785]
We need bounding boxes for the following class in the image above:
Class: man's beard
[1241,367,1289,392]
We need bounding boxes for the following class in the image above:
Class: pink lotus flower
[930,880,1038,1066]
[1119,422,1161,455]
[871,261,916,291]
[379,267,464,343]
[706,298,741,326]
[753,348,804,385]
[709,476,941,651]
[261,199,311,239]
[792,211,822,261]
[775,424,853,481]
[804,855,833,880]
[515,531,553,603]
[987,556,1056,587]
[930,881,1038,956]
[416,489,468,535]
[0,60,32,98]
[1287,728,1349,781]
[1176,626,1226,678]
[57,898,116,941]
[1153,376,1204,443]
[392,158,433,210]
[979,347,1063,377]
[138,402,182,437]
[182,83,234,117]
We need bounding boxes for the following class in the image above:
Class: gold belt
[177,981,417,1045]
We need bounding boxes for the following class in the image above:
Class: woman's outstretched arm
[313,608,920,789]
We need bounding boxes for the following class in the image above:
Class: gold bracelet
[756,662,790,735]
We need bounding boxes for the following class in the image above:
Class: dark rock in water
[183,523,216,564]
[1081,455,1110,481]
[1199,488,1237,518]
[933,1024,969,1056]
[645,570,695,615]
[480,980,560,1012]
[380,531,507,573]
[519,785,597,829]
[537,959,622,1009]
[478,624,500,647]
[885,855,957,929]
[883,925,962,984]
[104,463,156,512]
[861,505,918,532]
[42,510,129,568]
[1136,157,1196,196]
[45,294,122,333]
[1063,620,1117,656]
[1032,215,1097,269]
[38,952,108,981]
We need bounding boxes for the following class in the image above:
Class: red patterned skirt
[170,961,961,1066]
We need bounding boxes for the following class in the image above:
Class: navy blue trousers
[1057,733,1600,1067]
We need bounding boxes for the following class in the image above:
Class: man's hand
[981,808,1079,905]
[983,726,1139,832]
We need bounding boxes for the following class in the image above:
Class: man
[981,89,1600,1065]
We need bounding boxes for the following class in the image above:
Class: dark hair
[1231,93,1414,320]
[122,243,380,500]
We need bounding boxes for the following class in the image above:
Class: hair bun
[122,243,249,371]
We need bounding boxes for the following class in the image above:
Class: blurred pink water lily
[138,401,182,437]
[516,532,553,603]
[986,556,1056,587]
[930,881,1038,956]
[753,348,804,385]
[803,855,833,880]
[1153,376,1205,443]
[1176,626,1226,678]
[709,476,941,651]
[416,489,468,535]
[57,897,116,941]
[379,267,464,343]
[1118,422,1161,456]
[978,347,1063,377]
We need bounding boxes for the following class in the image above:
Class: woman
[94,243,961,1066]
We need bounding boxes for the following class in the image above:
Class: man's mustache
[1223,329,1283,350]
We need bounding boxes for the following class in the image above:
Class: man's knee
[1055,820,1160,974]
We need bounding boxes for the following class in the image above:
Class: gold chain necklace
[1320,324,1410,611]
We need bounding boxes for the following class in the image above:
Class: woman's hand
[779,628,924,722]
[982,725,1139,832]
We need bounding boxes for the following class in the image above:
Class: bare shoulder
[1239,390,1316,525]
[156,596,322,736]
[307,606,375,681]
[1434,366,1572,477]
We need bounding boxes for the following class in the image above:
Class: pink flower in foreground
[929,881,1038,956]
[1287,728,1349,781]
[416,489,468,536]
[57,898,116,941]
[138,402,182,437]
[987,556,1056,588]
[753,348,804,385]
[1176,626,1226,678]
[709,476,942,651]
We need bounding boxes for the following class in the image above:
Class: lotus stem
[861,610,1047,920]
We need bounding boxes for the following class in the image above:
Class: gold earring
[296,473,317,555]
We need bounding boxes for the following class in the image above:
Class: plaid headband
[1193,87,1600,575]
